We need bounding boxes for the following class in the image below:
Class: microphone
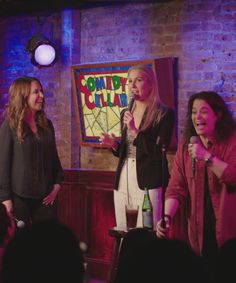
[123,93,135,130]
[190,136,199,176]
[127,93,135,112]
[13,216,25,229]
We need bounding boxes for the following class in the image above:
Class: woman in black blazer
[100,64,175,229]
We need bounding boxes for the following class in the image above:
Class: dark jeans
[12,193,57,226]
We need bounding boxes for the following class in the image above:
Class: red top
[166,133,236,255]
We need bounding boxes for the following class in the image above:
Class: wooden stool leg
[107,237,122,283]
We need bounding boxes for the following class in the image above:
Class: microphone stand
[125,96,135,206]
[160,142,167,228]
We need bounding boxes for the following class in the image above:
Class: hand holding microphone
[189,136,212,175]
[123,93,137,134]
[127,92,135,112]
[189,136,199,176]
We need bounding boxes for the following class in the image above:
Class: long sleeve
[133,108,175,155]
[48,120,64,184]
[165,142,189,205]
[0,120,13,201]
[134,108,175,189]
[218,133,236,187]
[0,119,64,201]
[166,133,236,254]
[112,109,126,158]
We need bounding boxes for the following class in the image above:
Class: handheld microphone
[13,216,25,229]
[190,136,199,176]
[124,93,135,130]
[127,93,135,112]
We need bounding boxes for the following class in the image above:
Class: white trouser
[114,158,162,229]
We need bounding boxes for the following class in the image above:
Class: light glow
[34,44,56,66]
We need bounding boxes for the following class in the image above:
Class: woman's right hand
[99,132,117,149]
[156,217,171,238]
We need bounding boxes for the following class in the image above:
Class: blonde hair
[6,77,48,142]
[127,64,167,131]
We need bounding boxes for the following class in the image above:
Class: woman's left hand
[43,184,61,205]
[123,110,138,135]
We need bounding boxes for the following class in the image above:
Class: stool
[107,227,127,283]
[107,227,157,283]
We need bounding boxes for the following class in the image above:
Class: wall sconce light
[26,34,57,68]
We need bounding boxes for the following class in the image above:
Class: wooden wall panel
[57,168,187,281]
[57,169,116,281]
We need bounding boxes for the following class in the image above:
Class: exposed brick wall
[1,0,236,172]
[77,0,236,170]
[0,12,73,168]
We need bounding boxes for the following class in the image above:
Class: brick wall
[1,0,236,171]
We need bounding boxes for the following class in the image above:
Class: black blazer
[113,107,175,190]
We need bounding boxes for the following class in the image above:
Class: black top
[202,165,217,257]
[0,119,64,201]
[113,107,175,190]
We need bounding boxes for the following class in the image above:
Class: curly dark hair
[183,91,236,145]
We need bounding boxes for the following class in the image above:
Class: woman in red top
[156,91,236,277]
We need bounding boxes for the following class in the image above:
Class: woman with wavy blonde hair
[100,64,175,229]
[0,77,64,227]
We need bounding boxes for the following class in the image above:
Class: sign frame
[71,58,177,149]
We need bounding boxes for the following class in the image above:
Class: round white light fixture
[26,35,57,68]
[34,44,56,66]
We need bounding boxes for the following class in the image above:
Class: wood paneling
[57,169,116,281]
[57,166,187,281]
